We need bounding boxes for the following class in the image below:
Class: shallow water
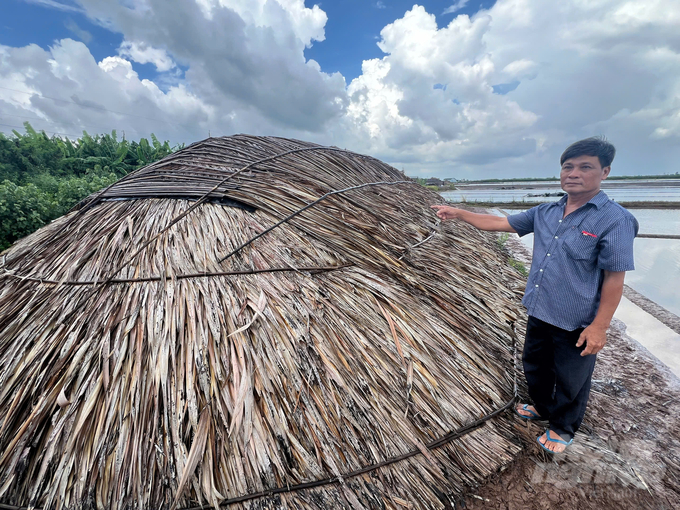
[441,185,680,203]
[614,297,680,377]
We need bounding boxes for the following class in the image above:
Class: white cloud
[343,6,538,171]
[443,1,469,15]
[118,41,175,72]
[342,0,680,177]
[64,18,93,43]
[2,0,680,178]
[23,0,82,13]
[476,0,680,177]
[0,0,343,142]
[0,39,212,140]
[189,0,327,48]
[74,0,345,131]
[501,59,537,80]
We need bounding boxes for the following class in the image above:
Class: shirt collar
[554,190,609,210]
[589,190,609,209]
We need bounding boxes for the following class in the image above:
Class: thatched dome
[0,135,525,509]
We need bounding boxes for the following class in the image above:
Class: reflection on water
[627,238,680,316]
[442,186,680,203]
[621,209,680,316]
[631,209,680,235]
[442,189,562,203]
[614,297,680,377]
[499,208,680,317]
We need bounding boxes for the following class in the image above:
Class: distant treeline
[459,177,558,183]
[0,122,181,250]
[409,177,457,190]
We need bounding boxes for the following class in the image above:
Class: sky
[1,0,679,179]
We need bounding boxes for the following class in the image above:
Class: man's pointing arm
[431,205,517,233]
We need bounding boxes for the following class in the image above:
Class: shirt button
[540,269,543,272]
[535,284,539,287]
[555,236,558,239]
[547,253,551,256]
[559,220,562,223]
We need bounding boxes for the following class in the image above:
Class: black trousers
[522,316,597,441]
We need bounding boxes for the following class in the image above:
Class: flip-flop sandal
[514,404,543,421]
[537,429,573,454]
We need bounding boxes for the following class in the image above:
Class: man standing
[432,137,638,453]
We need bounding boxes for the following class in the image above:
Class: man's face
[560,155,610,196]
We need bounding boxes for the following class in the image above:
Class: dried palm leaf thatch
[0,135,527,510]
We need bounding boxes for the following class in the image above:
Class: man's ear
[602,166,611,179]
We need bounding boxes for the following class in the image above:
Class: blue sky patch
[2,0,161,82]
[304,0,497,82]
[492,80,520,95]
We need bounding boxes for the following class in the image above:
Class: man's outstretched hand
[431,205,461,220]
[576,324,608,356]
[430,206,515,232]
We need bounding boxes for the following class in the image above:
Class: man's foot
[537,429,573,453]
[514,403,543,420]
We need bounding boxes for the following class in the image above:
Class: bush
[0,181,57,250]
[0,123,180,250]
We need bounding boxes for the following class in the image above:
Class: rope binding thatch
[0,135,527,510]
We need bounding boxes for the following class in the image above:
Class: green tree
[0,122,181,250]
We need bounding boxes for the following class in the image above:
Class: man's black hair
[560,136,616,169]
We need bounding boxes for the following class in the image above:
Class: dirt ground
[460,310,680,509]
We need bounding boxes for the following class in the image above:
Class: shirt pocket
[563,233,598,260]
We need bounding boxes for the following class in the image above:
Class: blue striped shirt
[507,191,638,331]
